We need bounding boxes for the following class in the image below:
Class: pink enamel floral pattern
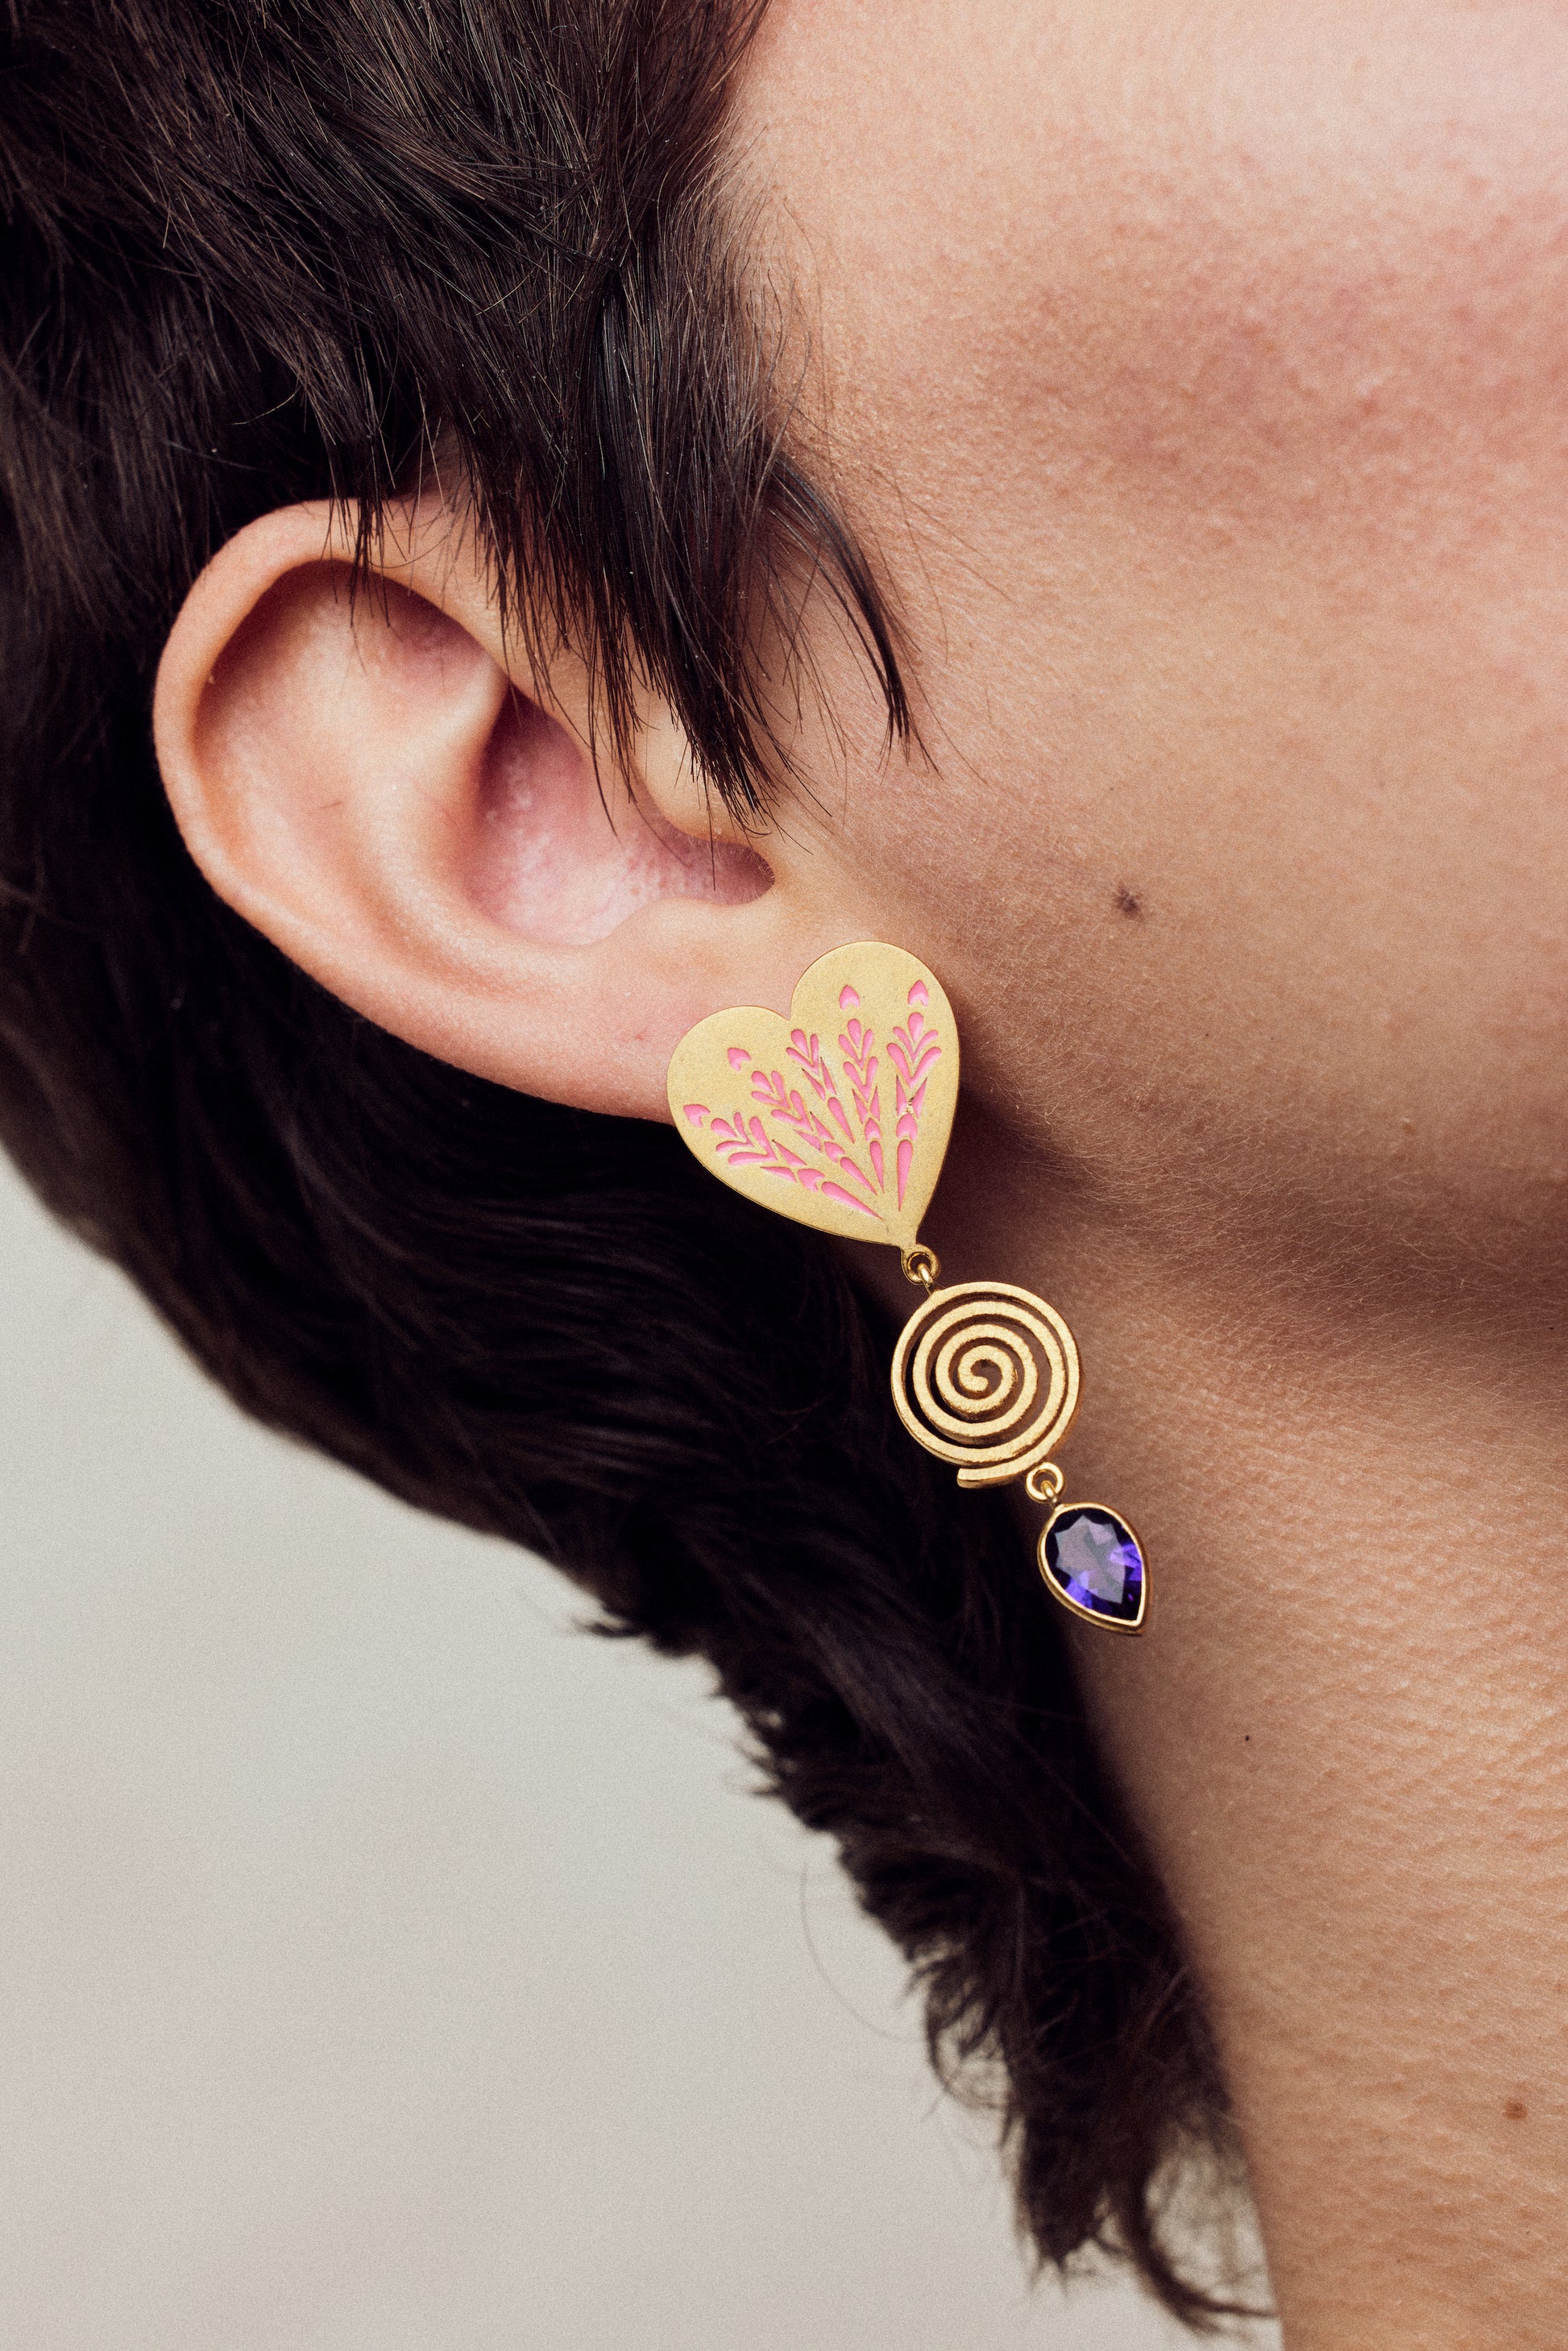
[666,943,959,1249]
[682,978,944,1230]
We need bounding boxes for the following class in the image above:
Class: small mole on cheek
[1504,2098,1529,2122]
[1115,884,1143,918]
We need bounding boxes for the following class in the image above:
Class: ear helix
[666,942,1148,1634]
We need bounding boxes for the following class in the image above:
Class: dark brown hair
[0,0,1242,2322]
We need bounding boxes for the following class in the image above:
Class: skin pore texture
[149,2,1568,2343]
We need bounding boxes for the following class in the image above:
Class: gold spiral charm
[890,1280,1081,1489]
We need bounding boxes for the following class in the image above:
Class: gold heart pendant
[666,941,959,1252]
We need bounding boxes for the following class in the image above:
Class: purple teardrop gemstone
[1039,1506,1147,1631]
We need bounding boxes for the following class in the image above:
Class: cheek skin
[736,0,1568,1289]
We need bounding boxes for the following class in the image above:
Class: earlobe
[152,501,838,1120]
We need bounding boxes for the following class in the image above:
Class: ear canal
[467,685,770,948]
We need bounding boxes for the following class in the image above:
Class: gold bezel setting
[1037,1502,1149,1635]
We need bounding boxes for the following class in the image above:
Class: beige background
[0,1153,1275,2349]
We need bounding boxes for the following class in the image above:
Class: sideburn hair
[0,0,1242,2323]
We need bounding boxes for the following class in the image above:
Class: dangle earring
[667,942,1147,1633]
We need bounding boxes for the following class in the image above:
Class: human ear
[151,501,851,1118]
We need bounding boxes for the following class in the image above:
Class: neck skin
[895,1124,1568,2348]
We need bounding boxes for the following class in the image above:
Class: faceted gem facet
[1039,1505,1147,1631]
